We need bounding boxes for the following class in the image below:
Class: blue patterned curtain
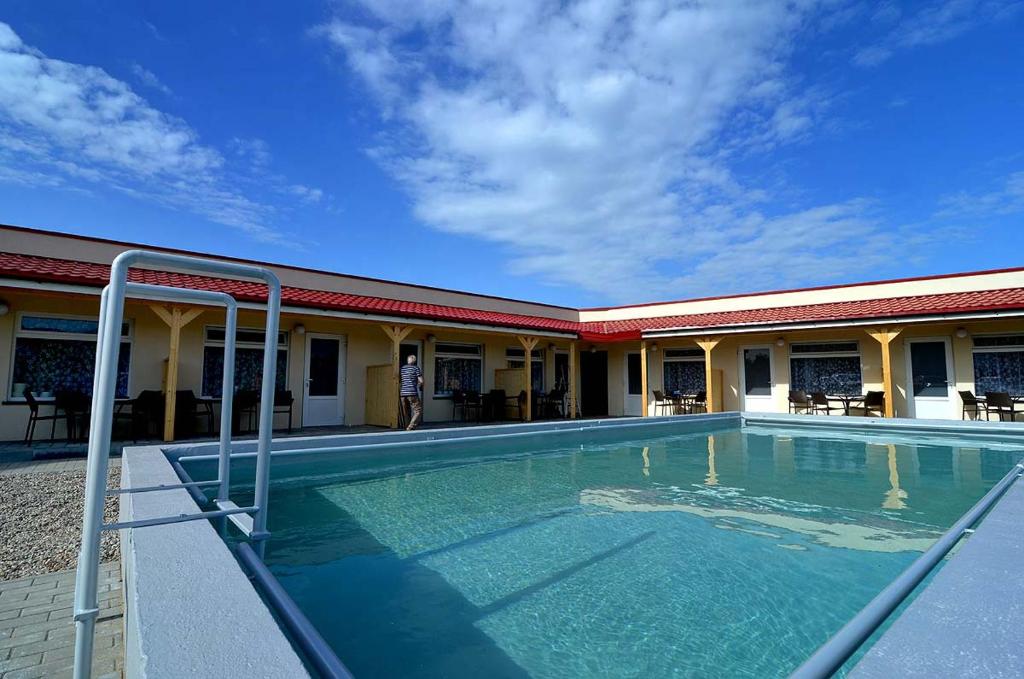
[202,347,288,397]
[12,338,130,397]
[974,352,1024,395]
[434,357,482,395]
[663,361,705,394]
[790,357,862,394]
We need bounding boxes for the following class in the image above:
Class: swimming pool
[181,419,1024,678]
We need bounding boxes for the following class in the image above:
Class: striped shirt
[400,364,423,395]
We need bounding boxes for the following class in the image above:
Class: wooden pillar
[569,341,578,419]
[517,336,539,421]
[866,327,902,418]
[381,325,414,428]
[150,305,203,442]
[696,337,721,413]
[640,340,649,417]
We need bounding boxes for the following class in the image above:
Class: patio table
[827,394,865,416]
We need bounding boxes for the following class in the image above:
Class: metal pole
[251,275,281,540]
[791,461,1024,678]
[217,299,237,502]
[73,261,129,679]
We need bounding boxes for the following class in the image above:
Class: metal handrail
[791,460,1024,678]
[72,250,281,679]
[236,543,355,679]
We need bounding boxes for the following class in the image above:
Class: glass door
[740,346,775,412]
[624,352,643,416]
[906,339,954,419]
[302,334,347,427]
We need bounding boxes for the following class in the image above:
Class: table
[670,392,699,414]
[827,394,865,416]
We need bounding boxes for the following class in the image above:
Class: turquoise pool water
[185,423,1023,678]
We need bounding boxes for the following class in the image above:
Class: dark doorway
[580,350,608,416]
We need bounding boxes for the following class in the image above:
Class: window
[202,326,288,397]
[434,343,482,397]
[554,352,569,391]
[789,341,862,395]
[506,347,544,392]
[663,348,705,395]
[627,354,643,395]
[973,335,1024,395]
[10,313,132,399]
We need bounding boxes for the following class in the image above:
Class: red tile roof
[0,252,579,334]
[2,251,1023,339]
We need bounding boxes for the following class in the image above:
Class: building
[1,223,1022,442]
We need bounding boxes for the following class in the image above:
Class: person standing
[400,354,424,430]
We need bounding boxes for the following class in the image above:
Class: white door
[906,338,955,420]
[624,352,643,416]
[740,345,775,412]
[302,333,347,427]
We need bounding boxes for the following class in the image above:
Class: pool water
[186,423,1022,678]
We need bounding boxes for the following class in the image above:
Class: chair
[175,390,213,438]
[652,390,670,416]
[125,390,164,441]
[22,390,62,445]
[984,392,1018,422]
[451,389,467,421]
[463,390,483,421]
[810,392,843,416]
[544,389,565,419]
[274,390,294,432]
[485,389,507,421]
[958,391,985,421]
[235,390,260,433]
[860,391,885,417]
[690,391,707,414]
[53,390,90,441]
[788,390,812,414]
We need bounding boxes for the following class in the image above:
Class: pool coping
[121,413,1024,676]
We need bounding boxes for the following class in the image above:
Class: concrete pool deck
[117,413,1024,676]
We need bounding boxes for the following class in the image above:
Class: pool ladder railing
[72,250,281,679]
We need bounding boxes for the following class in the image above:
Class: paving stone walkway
[0,562,122,679]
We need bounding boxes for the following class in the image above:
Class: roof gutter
[640,309,1024,339]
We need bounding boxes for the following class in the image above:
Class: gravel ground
[0,466,120,580]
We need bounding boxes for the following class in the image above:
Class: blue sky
[0,1,1022,307]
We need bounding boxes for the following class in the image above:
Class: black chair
[959,390,985,420]
[22,390,62,445]
[690,391,708,414]
[175,390,213,438]
[788,390,812,414]
[484,389,507,421]
[274,390,294,432]
[984,392,1018,422]
[451,389,467,421]
[235,390,260,433]
[53,390,90,441]
[860,391,885,417]
[810,392,843,416]
[652,390,671,416]
[543,389,565,419]
[125,390,164,441]
[463,390,483,421]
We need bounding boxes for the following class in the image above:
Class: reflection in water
[705,435,718,486]
[883,443,908,510]
[642,446,650,477]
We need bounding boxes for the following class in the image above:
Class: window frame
[788,339,863,395]
[971,334,1024,395]
[433,341,483,399]
[200,325,289,398]
[9,311,134,402]
[662,346,705,395]
[505,346,544,392]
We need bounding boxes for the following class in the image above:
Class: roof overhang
[639,309,1024,339]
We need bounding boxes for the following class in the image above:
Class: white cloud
[130,62,172,95]
[854,0,1020,67]
[317,0,932,300]
[0,21,307,245]
[937,171,1024,218]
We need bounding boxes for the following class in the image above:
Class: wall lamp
[955,327,969,339]
[293,323,305,335]
[427,334,437,343]
[776,337,786,347]
[0,300,8,317]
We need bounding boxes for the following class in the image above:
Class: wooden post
[696,337,721,413]
[866,327,902,418]
[381,325,414,429]
[640,340,649,417]
[569,341,578,419]
[150,305,203,442]
[517,336,539,421]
